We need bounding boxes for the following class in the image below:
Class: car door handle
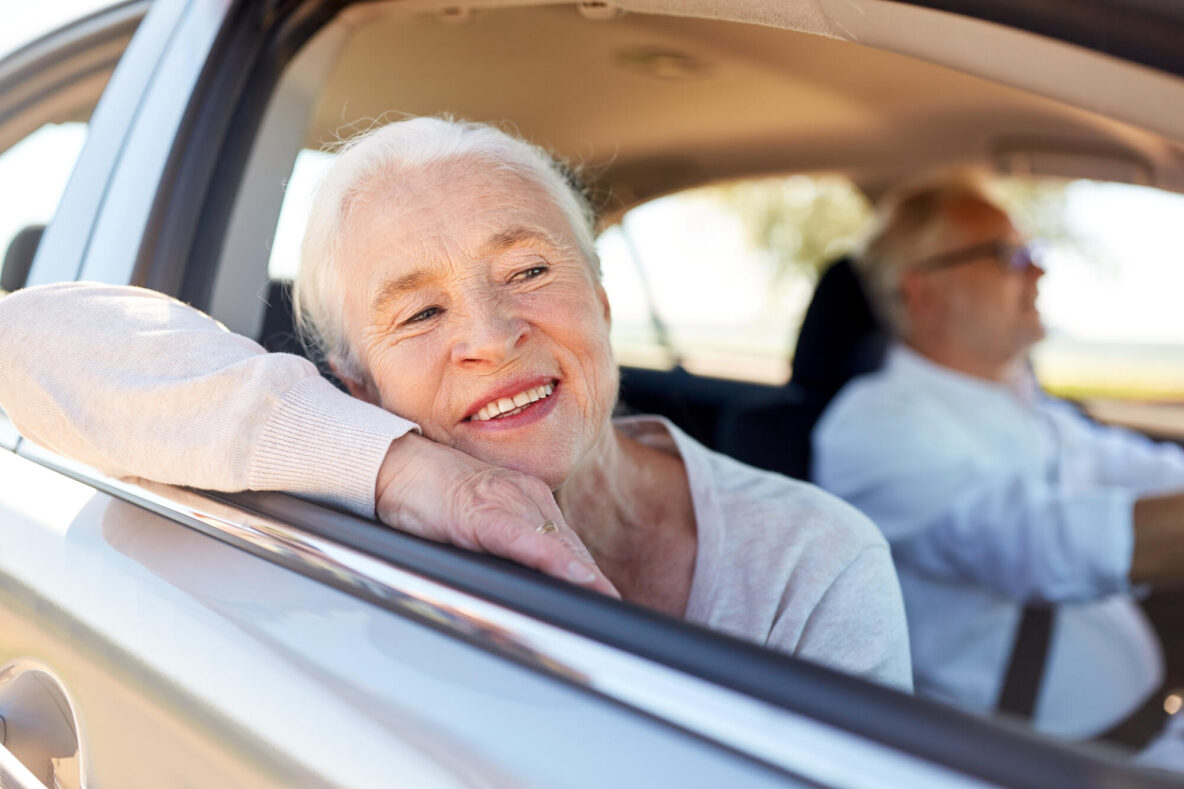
[0,661,82,789]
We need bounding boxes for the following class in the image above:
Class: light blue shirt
[814,344,1184,737]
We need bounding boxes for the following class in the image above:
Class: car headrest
[790,256,888,398]
[258,278,346,391]
[1,225,46,293]
[258,279,303,356]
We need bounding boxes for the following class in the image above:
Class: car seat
[1,225,45,293]
[714,256,888,480]
[257,279,345,389]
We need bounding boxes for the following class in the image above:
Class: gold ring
[536,519,560,535]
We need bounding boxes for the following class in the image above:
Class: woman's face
[334,159,618,489]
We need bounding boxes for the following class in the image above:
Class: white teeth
[470,382,556,421]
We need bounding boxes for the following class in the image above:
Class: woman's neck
[555,423,697,614]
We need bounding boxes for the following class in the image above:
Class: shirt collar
[887,343,1040,406]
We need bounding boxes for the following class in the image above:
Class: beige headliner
[301,0,1184,215]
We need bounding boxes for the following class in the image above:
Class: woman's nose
[449,299,528,365]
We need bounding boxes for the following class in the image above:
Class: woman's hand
[374,432,620,598]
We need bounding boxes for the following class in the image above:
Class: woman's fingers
[469,508,619,598]
[374,433,619,598]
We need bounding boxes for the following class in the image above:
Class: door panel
[0,450,812,787]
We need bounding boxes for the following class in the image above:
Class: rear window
[995,177,1184,438]
[598,175,873,384]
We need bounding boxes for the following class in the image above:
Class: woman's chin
[455,439,572,489]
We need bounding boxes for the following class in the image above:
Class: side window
[599,175,873,383]
[0,122,88,294]
[267,149,335,282]
[994,178,1184,439]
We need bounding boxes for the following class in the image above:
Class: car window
[0,4,120,61]
[995,177,1184,439]
[267,148,334,282]
[600,173,1184,437]
[599,176,874,384]
[0,122,88,292]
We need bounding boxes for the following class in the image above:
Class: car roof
[304,0,1184,214]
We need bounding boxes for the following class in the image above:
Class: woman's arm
[792,545,914,692]
[0,282,407,513]
[0,282,615,595]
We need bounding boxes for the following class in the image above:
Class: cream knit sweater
[0,282,416,516]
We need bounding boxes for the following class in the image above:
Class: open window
[992,177,1184,441]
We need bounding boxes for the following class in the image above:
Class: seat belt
[997,604,1055,718]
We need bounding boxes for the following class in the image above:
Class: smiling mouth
[468,381,557,422]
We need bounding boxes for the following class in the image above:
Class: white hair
[293,116,599,381]
[856,169,1002,337]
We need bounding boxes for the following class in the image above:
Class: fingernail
[566,560,598,584]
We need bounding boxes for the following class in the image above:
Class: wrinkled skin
[332,159,624,596]
[900,198,1045,381]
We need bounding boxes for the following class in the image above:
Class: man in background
[813,172,1184,746]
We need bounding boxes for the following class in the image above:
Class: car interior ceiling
[310,3,1183,200]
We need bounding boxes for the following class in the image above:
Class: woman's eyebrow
[481,225,559,256]
[369,269,435,313]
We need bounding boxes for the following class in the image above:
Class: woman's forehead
[336,163,583,289]
[350,163,570,245]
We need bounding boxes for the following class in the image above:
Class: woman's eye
[405,306,441,325]
[511,264,549,282]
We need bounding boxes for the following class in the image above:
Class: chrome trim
[16,442,994,789]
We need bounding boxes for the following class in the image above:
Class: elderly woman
[0,118,910,688]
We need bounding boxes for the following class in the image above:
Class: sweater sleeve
[792,545,914,692]
[0,282,418,517]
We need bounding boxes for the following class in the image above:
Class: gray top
[619,416,911,690]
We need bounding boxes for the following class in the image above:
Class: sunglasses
[913,240,1044,274]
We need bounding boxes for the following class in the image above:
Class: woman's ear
[330,360,380,406]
